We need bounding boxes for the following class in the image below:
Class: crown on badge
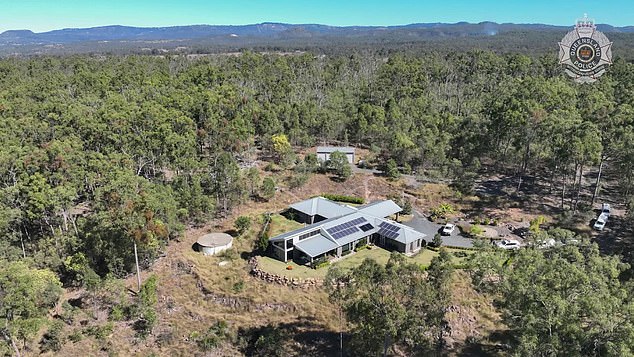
[576,14,595,28]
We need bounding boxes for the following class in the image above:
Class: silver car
[495,239,521,250]
[593,213,608,231]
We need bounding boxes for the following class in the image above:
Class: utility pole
[339,306,343,357]
[134,241,141,292]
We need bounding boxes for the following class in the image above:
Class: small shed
[316,146,355,164]
[196,233,233,256]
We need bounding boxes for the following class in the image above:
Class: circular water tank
[196,233,233,256]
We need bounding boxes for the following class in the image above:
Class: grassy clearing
[268,213,303,237]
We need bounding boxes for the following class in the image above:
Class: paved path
[402,211,474,248]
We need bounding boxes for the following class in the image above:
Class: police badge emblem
[559,14,613,83]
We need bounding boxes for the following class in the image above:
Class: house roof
[316,146,355,154]
[392,223,426,245]
[270,198,426,257]
[321,212,380,246]
[290,197,357,219]
[357,200,402,218]
[294,234,339,258]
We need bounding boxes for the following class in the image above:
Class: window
[286,240,294,249]
[299,230,320,240]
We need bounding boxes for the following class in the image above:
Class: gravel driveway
[402,211,474,248]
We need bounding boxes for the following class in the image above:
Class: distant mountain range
[2,22,634,56]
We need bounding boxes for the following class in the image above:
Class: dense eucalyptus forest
[1,50,633,355]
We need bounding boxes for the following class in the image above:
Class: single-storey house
[269,197,427,264]
[316,146,355,164]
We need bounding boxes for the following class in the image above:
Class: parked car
[593,213,608,231]
[441,223,456,235]
[536,238,557,249]
[601,203,611,217]
[495,239,521,250]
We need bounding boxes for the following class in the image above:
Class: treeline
[0,51,633,281]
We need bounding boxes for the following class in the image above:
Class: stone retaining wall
[248,257,323,289]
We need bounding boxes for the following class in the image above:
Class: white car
[532,238,557,249]
[442,223,456,235]
[495,239,521,250]
[593,213,608,231]
[601,203,611,217]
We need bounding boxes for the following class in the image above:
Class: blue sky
[1,0,633,33]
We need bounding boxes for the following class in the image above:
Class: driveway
[402,211,474,248]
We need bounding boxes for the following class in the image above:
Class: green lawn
[255,246,469,280]
[257,255,328,279]
[267,214,304,238]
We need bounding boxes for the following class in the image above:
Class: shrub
[68,330,82,343]
[234,216,252,236]
[232,280,245,293]
[320,193,364,204]
[470,224,484,237]
[401,199,413,215]
[40,320,65,353]
[313,260,330,269]
[430,203,455,221]
[385,159,401,180]
[109,304,126,321]
[83,323,114,341]
[433,233,442,247]
[219,248,238,261]
[264,162,280,172]
[529,215,547,232]
[196,320,232,351]
[288,173,310,188]
[452,251,468,258]
[257,213,272,252]
[261,177,276,200]
[354,242,368,252]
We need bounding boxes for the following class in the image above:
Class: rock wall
[248,257,323,289]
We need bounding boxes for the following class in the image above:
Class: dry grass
[445,271,507,356]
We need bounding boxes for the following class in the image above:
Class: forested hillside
[1,51,633,355]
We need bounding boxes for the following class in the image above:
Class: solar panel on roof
[359,223,374,232]
[378,222,401,239]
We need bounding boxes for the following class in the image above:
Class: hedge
[319,193,365,204]
[354,244,369,252]
[314,261,330,269]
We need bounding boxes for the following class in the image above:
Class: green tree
[327,151,352,181]
[469,244,634,356]
[0,261,63,355]
[385,159,401,180]
[134,274,158,338]
[261,177,276,201]
[270,134,292,165]
[325,252,453,355]
[234,216,251,236]
[433,233,443,247]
